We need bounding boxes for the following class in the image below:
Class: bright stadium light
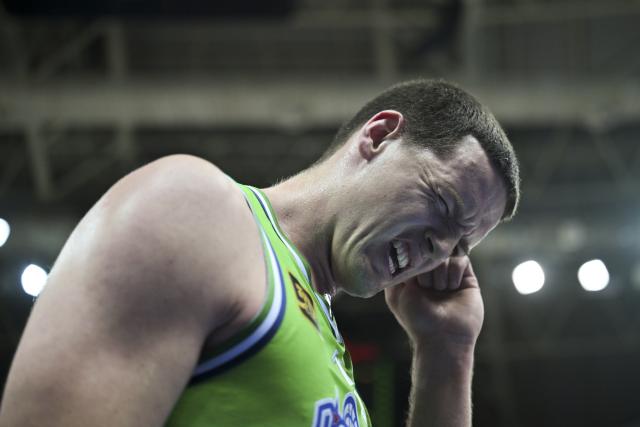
[0,218,10,247]
[21,264,48,297]
[578,259,609,292]
[512,260,545,295]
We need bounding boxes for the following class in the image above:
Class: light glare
[578,259,609,292]
[0,218,9,247]
[512,260,545,295]
[21,264,48,297]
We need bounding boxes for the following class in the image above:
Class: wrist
[411,343,475,397]
[412,340,476,371]
[412,334,477,356]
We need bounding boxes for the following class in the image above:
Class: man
[0,79,519,427]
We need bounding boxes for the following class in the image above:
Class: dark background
[1,0,640,426]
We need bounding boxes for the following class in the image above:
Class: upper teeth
[393,240,409,269]
[388,254,396,275]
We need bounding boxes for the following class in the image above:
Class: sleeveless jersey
[166,183,371,427]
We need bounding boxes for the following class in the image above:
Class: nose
[424,230,459,262]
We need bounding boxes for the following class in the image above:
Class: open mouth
[388,240,410,277]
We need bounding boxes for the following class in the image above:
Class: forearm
[406,343,475,427]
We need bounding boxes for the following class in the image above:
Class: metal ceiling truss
[2,3,640,426]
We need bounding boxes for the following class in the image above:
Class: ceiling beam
[2,79,640,129]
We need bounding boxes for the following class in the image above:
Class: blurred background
[1,0,640,426]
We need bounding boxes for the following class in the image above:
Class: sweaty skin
[1,109,507,427]
[0,155,269,427]
[265,110,506,427]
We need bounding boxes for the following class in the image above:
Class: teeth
[393,240,410,269]
[388,254,396,275]
[398,252,408,269]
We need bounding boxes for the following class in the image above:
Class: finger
[447,256,469,290]
[433,260,448,291]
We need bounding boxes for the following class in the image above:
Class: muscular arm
[386,256,483,427]
[407,343,475,427]
[0,155,265,427]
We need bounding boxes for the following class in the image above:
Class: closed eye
[438,189,473,233]
[437,193,451,218]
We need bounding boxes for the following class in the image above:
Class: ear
[358,110,404,161]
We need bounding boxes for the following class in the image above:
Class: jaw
[330,252,381,299]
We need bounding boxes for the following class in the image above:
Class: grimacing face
[330,135,507,298]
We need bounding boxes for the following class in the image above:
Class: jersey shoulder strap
[188,181,287,383]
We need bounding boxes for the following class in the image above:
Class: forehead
[411,136,507,239]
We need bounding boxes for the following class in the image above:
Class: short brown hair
[321,79,520,220]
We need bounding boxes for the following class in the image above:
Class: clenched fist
[385,256,484,351]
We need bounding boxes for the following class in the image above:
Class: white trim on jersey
[249,187,311,282]
[248,186,343,344]
[192,229,284,376]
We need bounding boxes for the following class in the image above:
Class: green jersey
[166,183,371,427]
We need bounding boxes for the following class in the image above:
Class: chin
[358,288,381,299]
[341,287,378,299]
[334,258,381,298]
[341,274,382,299]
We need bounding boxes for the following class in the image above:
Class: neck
[261,161,339,297]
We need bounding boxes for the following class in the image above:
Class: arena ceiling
[1,1,640,426]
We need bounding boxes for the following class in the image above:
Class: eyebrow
[439,183,465,216]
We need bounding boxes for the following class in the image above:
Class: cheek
[393,194,432,219]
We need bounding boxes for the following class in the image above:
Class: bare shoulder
[79,153,264,329]
[0,154,265,426]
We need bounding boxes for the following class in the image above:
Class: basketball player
[0,80,519,427]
